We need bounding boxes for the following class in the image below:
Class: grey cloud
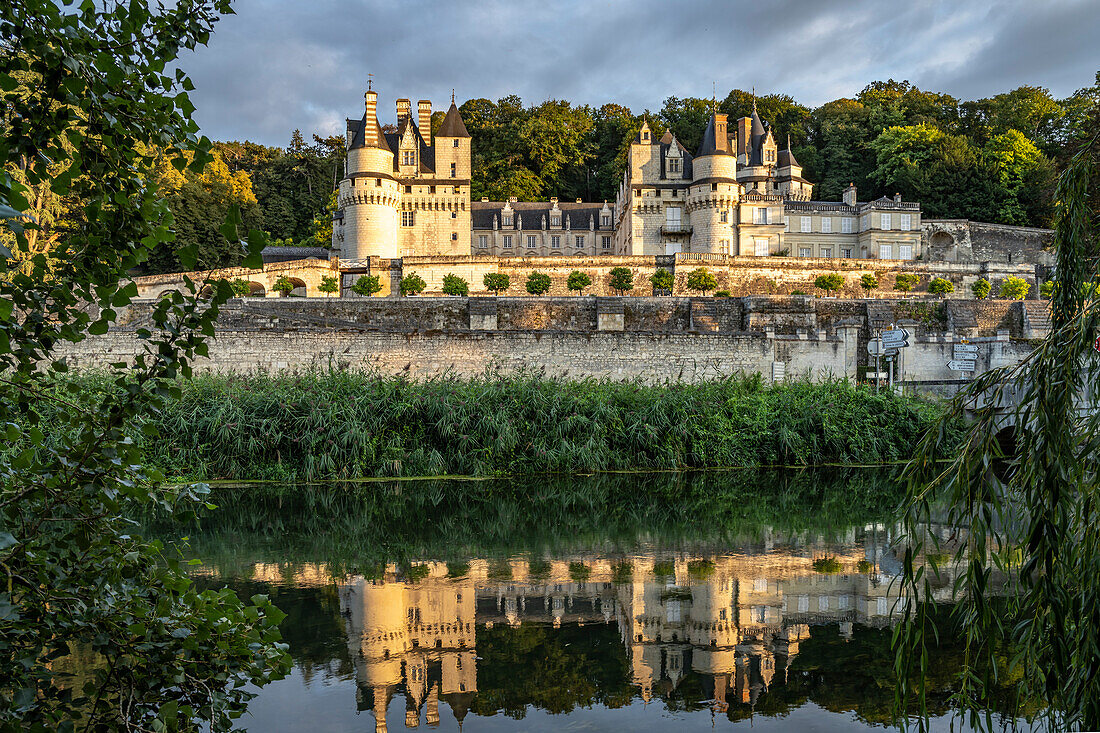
[181,0,1100,146]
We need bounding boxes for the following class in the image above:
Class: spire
[451,88,455,104]
[438,99,470,138]
[752,85,756,113]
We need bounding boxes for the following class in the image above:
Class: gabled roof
[778,149,801,169]
[659,129,675,144]
[437,102,470,138]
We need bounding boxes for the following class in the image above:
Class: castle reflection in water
[244,523,961,731]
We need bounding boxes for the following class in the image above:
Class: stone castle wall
[57,296,1041,392]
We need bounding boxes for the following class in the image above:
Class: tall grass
[44,371,956,480]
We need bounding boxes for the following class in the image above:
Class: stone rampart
[54,296,1040,394]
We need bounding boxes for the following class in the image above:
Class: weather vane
[367,73,373,92]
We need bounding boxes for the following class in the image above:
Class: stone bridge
[131,258,338,299]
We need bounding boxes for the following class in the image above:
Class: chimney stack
[843,183,857,207]
[364,90,379,146]
[714,114,729,153]
[417,100,432,145]
[396,98,411,127]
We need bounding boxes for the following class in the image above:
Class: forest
[11,74,1097,276]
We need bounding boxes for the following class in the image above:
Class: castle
[334,87,923,263]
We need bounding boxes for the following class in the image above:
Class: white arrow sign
[882,335,909,349]
[948,360,976,372]
[885,328,911,340]
[954,343,979,354]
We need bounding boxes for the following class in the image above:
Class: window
[503,214,512,227]
[784,216,790,232]
[877,597,889,615]
[451,211,457,219]
[754,238,769,256]
[551,235,561,249]
[642,129,650,141]
[451,232,458,241]
[765,149,775,162]
[755,207,769,225]
[819,595,829,611]
[668,158,680,173]
[754,578,768,592]
[842,217,853,234]
[900,213,911,231]
[719,210,728,223]
[477,235,487,248]
[551,214,561,227]
[402,151,416,166]
[450,162,456,177]
[861,214,870,229]
[452,138,459,148]
[842,248,853,258]
[838,595,849,610]
[527,235,537,248]
[881,213,892,230]
[798,247,812,258]
[666,207,681,227]
[899,244,913,260]
[405,185,413,193]
[666,599,681,623]
[601,214,611,227]
[719,608,727,620]
[503,235,512,248]
[575,235,585,248]
[401,211,415,227]
[821,217,833,233]
[719,239,729,253]
[602,236,611,250]
[821,247,831,258]
[800,216,811,232]
[798,595,809,613]
[879,244,892,259]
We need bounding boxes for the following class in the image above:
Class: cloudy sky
[180,0,1100,147]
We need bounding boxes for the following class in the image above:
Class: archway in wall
[929,231,956,261]
[287,277,307,297]
[247,281,266,297]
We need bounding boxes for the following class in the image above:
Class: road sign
[954,343,979,354]
[867,340,883,356]
[1095,334,1100,354]
[948,360,976,372]
[881,335,909,349]
[885,328,910,340]
[866,371,889,380]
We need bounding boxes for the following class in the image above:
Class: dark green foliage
[812,557,843,574]
[0,1,289,729]
[526,270,552,295]
[815,273,845,294]
[230,278,252,297]
[894,273,919,292]
[714,290,731,297]
[1039,279,1054,298]
[686,267,719,295]
[351,274,381,297]
[31,372,966,481]
[971,278,991,299]
[649,268,674,294]
[927,277,954,295]
[484,272,510,294]
[608,267,633,295]
[567,270,592,294]
[442,273,469,296]
[399,272,426,296]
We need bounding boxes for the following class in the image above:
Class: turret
[337,85,400,259]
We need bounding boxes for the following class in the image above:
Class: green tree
[649,268,674,294]
[230,278,252,297]
[686,267,719,295]
[399,272,426,296]
[894,273,919,292]
[352,274,382,297]
[998,275,1031,299]
[526,271,552,295]
[608,267,634,295]
[971,277,991,300]
[318,275,339,296]
[1040,279,1054,299]
[659,96,712,154]
[860,273,879,294]
[442,273,469,296]
[484,272,511,294]
[0,1,289,729]
[714,290,731,297]
[984,130,1056,225]
[567,270,592,294]
[272,275,296,297]
[928,276,954,295]
[814,273,845,296]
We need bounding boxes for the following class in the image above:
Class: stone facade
[613,107,923,260]
[471,198,615,257]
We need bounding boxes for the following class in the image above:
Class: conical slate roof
[437,102,470,138]
[695,116,730,157]
[348,113,391,152]
[778,136,800,168]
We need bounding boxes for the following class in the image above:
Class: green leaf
[0,532,16,551]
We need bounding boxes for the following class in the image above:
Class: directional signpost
[870,327,912,391]
[949,340,978,374]
[881,328,910,349]
[948,359,976,372]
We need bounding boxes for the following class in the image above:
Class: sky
[179,0,1100,147]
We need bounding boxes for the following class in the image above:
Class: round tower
[687,113,739,254]
[338,88,401,260]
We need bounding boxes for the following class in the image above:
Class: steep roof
[437,102,470,138]
[695,116,731,157]
[471,201,610,230]
[778,148,801,168]
[347,113,391,152]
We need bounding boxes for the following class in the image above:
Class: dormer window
[642,130,650,141]
[402,151,416,166]
[765,149,775,163]
[551,214,561,227]
[601,214,610,227]
[668,158,681,174]
[503,214,512,227]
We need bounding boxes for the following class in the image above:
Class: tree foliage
[971,277,991,300]
[566,270,591,294]
[814,273,845,294]
[686,267,719,295]
[860,273,879,292]
[442,273,469,296]
[484,272,510,294]
[0,1,290,729]
[525,271,552,295]
[272,275,295,296]
[998,275,1031,300]
[927,277,954,295]
[399,272,426,296]
[894,273,919,292]
[351,274,381,297]
[649,268,674,294]
[608,267,634,295]
[318,275,338,295]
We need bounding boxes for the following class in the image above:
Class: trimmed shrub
[442,273,469,297]
[525,271,552,296]
[399,273,426,296]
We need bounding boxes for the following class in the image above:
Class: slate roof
[778,148,801,169]
[471,201,611,230]
[347,114,390,152]
[261,245,331,263]
[695,116,732,157]
[438,102,470,138]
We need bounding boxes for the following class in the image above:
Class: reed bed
[98,370,953,480]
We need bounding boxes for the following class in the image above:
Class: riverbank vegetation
[39,372,958,481]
